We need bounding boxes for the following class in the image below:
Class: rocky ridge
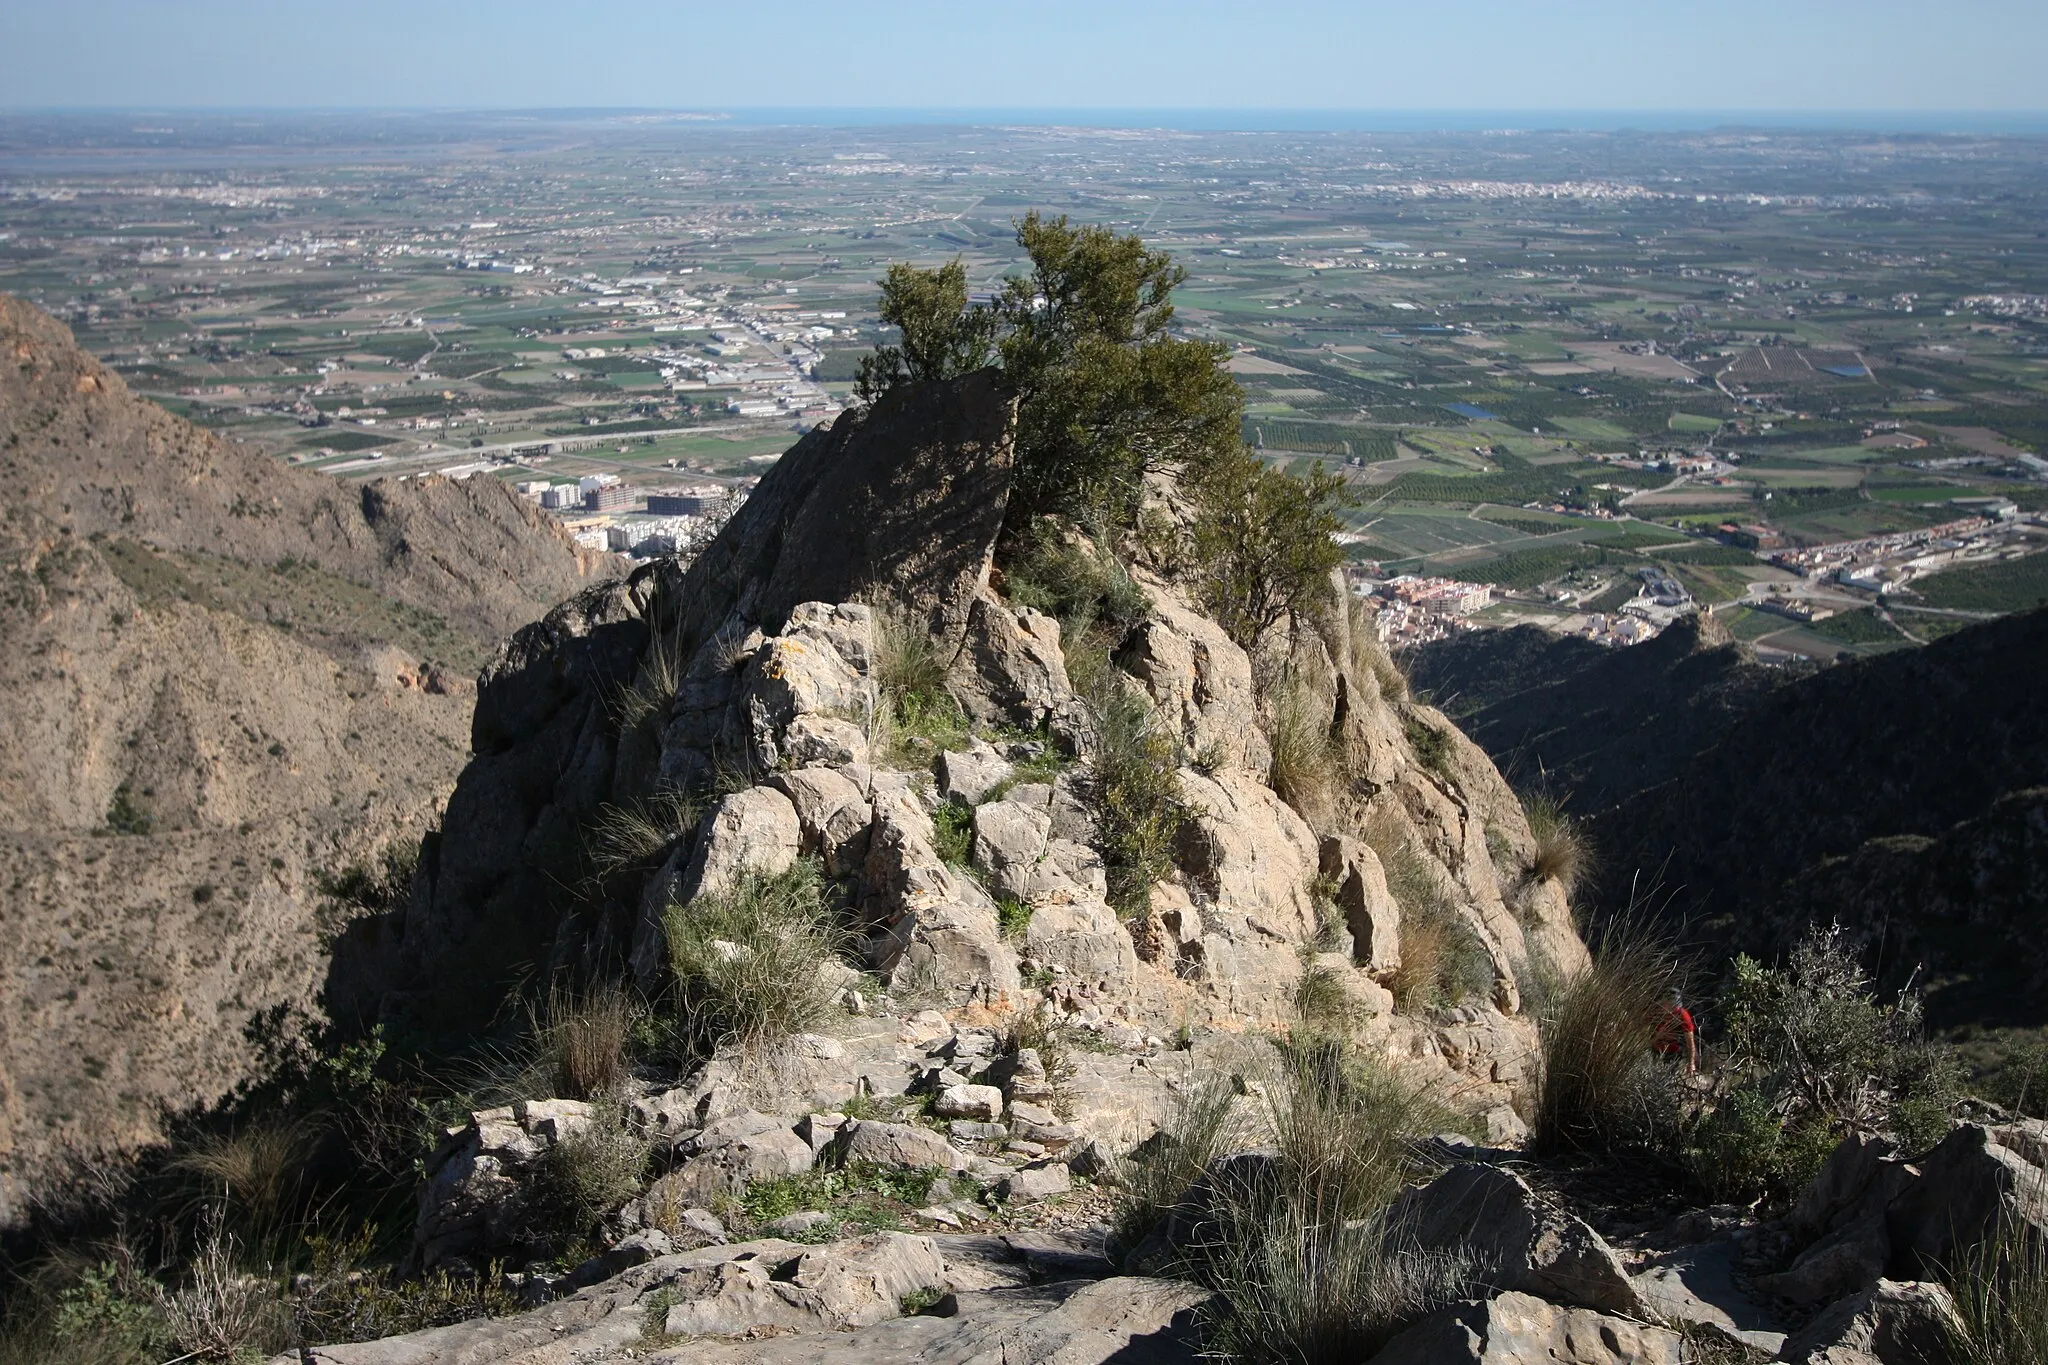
[0,296,609,1224]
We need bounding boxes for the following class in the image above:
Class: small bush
[1520,792,1590,895]
[155,1222,289,1364]
[1188,445,1347,651]
[1531,922,1686,1155]
[736,1164,938,1239]
[1686,1086,1836,1206]
[1003,529,1153,641]
[662,860,844,1054]
[319,838,420,914]
[1942,1188,2048,1365]
[1292,955,1358,1033]
[1721,926,1957,1143]
[524,1108,650,1253]
[1401,714,1457,784]
[1087,688,1191,918]
[290,1229,518,1348]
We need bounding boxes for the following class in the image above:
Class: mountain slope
[0,296,614,1224]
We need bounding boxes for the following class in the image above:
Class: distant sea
[707,108,2048,136]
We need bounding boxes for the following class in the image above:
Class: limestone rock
[770,766,874,876]
[661,1232,950,1336]
[1389,1165,1644,1317]
[938,742,1015,806]
[935,1084,1006,1123]
[1778,1279,1958,1365]
[682,786,803,902]
[973,798,1053,901]
[1368,1291,1682,1365]
[999,1163,1073,1204]
[952,589,1078,733]
[1884,1122,2048,1276]
[837,1120,966,1172]
[1320,834,1402,976]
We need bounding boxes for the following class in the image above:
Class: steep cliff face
[382,367,1588,1141]
[0,297,611,1225]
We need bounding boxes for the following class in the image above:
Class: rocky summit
[4,291,2034,1365]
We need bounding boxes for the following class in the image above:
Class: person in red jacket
[1654,991,1698,1074]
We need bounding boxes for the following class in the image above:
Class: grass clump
[583,790,699,882]
[1530,922,1687,1156]
[662,859,845,1055]
[1116,1041,1469,1363]
[1086,687,1191,918]
[1401,713,1457,785]
[1380,845,1494,1015]
[1520,791,1590,896]
[1942,1193,2048,1365]
[532,984,637,1102]
[870,602,968,761]
[1265,673,1339,830]
[930,800,975,869]
[1003,527,1153,641]
[997,897,1034,940]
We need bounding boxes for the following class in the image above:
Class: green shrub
[869,602,968,761]
[1401,714,1457,785]
[736,1164,939,1240]
[318,838,420,914]
[524,1107,650,1254]
[1531,922,1686,1155]
[1003,529,1153,640]
[930,800,975,869]
[1189,445,1347,651]
[662,860,845,1054]
[1685,1087,1837,1206]
[997,897,1033,940]
[290,1230,519,1349]
[1086,688,1191,918]
[1721,926,1957,1144]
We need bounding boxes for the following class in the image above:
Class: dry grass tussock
[165,1118,320,1250]
[1521,792,1591,896]
[583,790,700,881]
[1334,593,1408,704]
[1531,920,1686,1155]
[1374,836,1494,1015]
[868,600,967,761]
[607,624,689,734]
[532,983,637,1102]
[1265,671,1340,831]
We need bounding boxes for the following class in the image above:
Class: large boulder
[952,589,1080,734]
[1777,1279,1958,1365]
[1885,1122,2048,1277]
[1367,1291,1682,1365]
[413,1099,598,1268]
[658,1232,950,1337]
[1389,1165,1645,1317]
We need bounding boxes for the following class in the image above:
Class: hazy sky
[3,0,2044,114]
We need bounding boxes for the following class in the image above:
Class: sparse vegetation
[662,859,846,1055]
[1941,1188,2048,1365]
[1401,713,1457,784]
[930,799,975,869]
[1530,922,1687,1156]
[1380,844,1494,1014]
[1520,791,1590,895]
[583,790,699,882]
[1117,1042,1470,1363]
[1086,687,1191,918]
[1265,673,1339,830]
[736,1164,941,1239]
[870,601,969,760]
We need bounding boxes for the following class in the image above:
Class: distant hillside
[0,295,615,1224]
[1407,615,1802,811]
[1412,608,2048,1027]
